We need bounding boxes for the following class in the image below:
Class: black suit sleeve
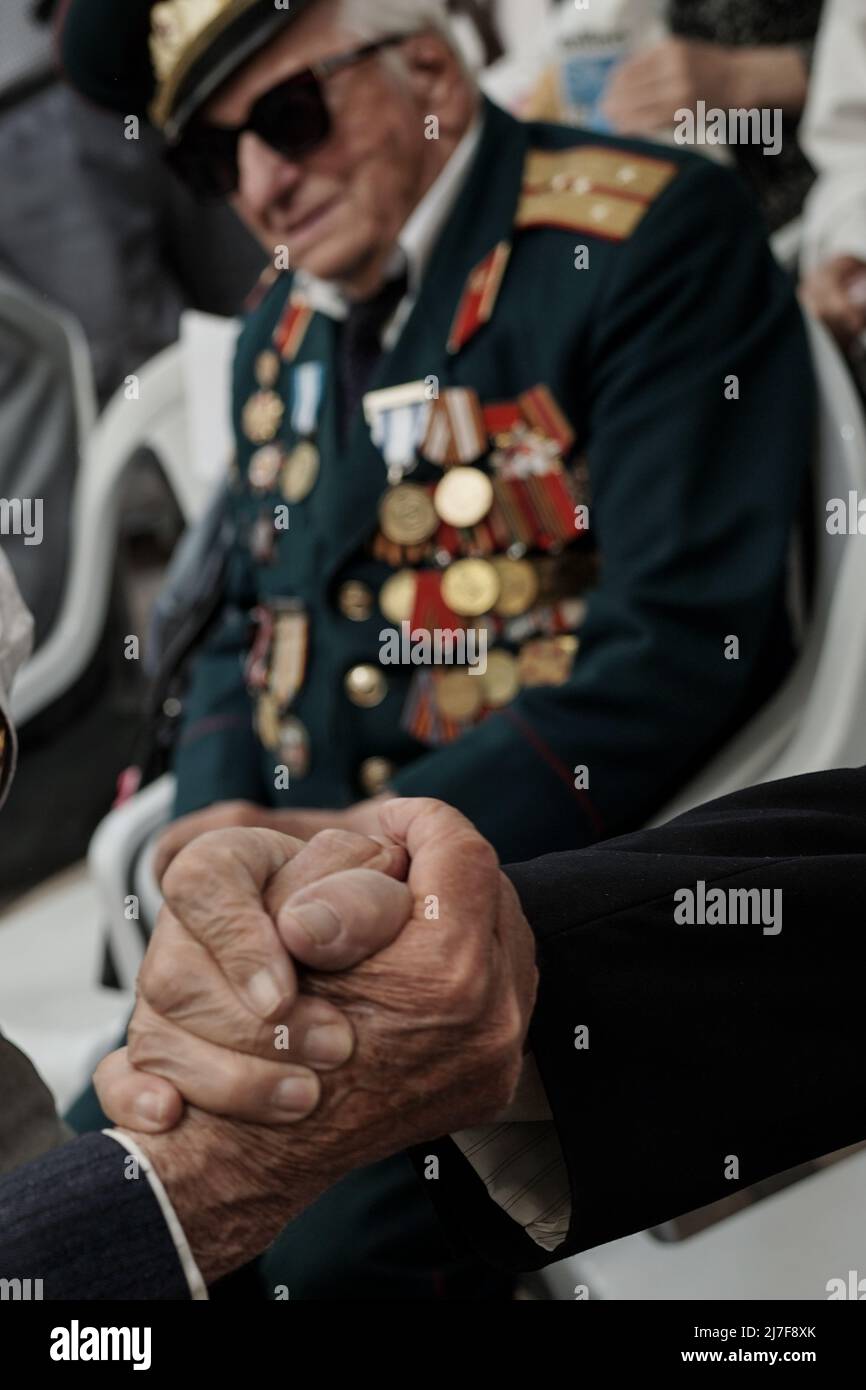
[413,768,866,1272]
[0,1132,190,1299]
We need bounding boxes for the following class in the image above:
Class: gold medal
[441,558,501,618]
[379,569,418,624]
[270,607,309,709]
[281,440,320,503]
[434,671,484,723]
[481,649,521,708]
[248,445,284,493]
[337,581,375,623]
[518,635,580,688]
[255,350,281,389]
[345,664,388,709]
[379,484,438,546]
[491,556,540,617]
[434,467,494,529]
[359,756,396,797]
[255,692,282,751]
[278,716,311,779]
[242,390,285,444]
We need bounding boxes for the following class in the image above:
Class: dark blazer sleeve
[0,1132,190,1299]
[413,767,866,1272]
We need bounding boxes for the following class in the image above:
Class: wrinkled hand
[800,256,866,350]
[99,824,409,1131]
[153,797,393,884]
[603,38,739,133]
[102,798,538,1147]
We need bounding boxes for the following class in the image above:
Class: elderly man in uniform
[60,0,815,1297]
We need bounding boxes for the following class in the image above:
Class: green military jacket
[173,99,814,864]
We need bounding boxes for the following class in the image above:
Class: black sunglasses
[165,35,406,201]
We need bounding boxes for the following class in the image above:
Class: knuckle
[138,947,184,1013]
[448,957,488,1021]
[308,827,366,857]
[467,836,500,882]
[160,852,201,910]
[218,1051,260,1110]
[126,1015,161,1070]
[219,800,258,826]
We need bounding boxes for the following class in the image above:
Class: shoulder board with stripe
[516,145,679,242]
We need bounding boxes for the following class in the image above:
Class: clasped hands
[95,798,537,1281]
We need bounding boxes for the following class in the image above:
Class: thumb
[94,1047,185,1134]
[275,868,412,970]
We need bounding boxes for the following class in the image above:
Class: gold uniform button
[337,581,375,622]
[359,757,396,797]
[345,664,388,708]
[434,671,485,723]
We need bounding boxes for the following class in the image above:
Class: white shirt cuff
[102,1129,208,1300]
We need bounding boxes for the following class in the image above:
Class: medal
[277,716,311,779]
[256,692,282,751]
[447,242,512,355]
[270,604,309,711]
[379,483,438,546]
[338,581,375,623]
[280,362,325,502]
[434,467,494,529]
[518,635,579,688]
[245,606,275,693]
[481,650,521,709]
[434,671,484,723]
[248,445,284,494]
[359,757,396,797]
[281,441,320,503]
[249,511,278,565]
[518,385,576,456]
[379,569,418,624]
[491,556,540,616]
[344,664,388,709]
[255,350,281,389]
[242,390,284,445]
[273,297,314,362]
[422,388,487,466]
[441,558,501,618]
[364,381,431,486]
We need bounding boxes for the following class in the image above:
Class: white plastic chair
[11,343,188,727]
[648,315,866,826]
[542,1147,866,1301]
[87,774,176,991]
[11,311,239,729]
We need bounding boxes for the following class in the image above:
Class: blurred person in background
[799,0,866,392]
[485,0,823,233]
[0,0,264,404]
[0,2,265,897]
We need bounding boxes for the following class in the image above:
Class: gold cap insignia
[149,0,266,132]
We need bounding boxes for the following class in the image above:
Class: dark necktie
[337,269,410,440]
